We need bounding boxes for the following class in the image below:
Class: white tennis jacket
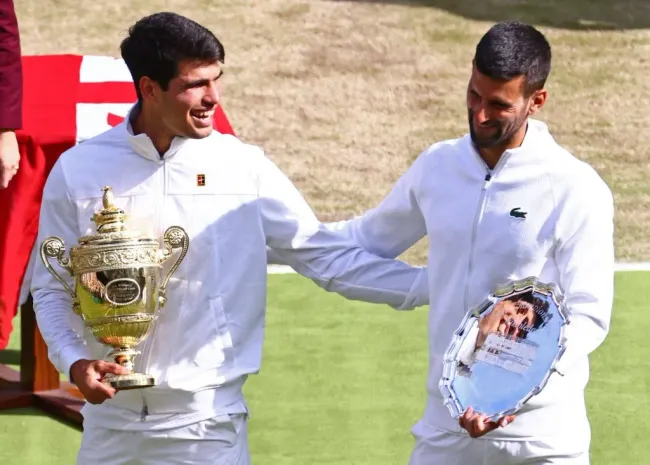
[330,119,615,440]
[30,116,428,430]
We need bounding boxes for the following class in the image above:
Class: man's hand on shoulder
[70,359,131,405]
[0,130,20,189]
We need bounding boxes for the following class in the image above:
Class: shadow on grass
[0,407,45,417]
[333,0,650,30]
[0,407,81,430]
[0,349,20,365]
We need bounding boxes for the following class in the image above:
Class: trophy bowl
[439,277,569,421]
[40,186,189,390]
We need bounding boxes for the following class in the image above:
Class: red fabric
[0,133,63,348]
[0,55,235,348]
[0,0,22,129]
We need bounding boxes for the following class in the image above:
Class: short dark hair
[120,12,225,100]
[504,290,551,331]
[474,21,551,95]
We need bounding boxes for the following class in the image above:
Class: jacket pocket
[193,295,234,369]
[163,295,234,390]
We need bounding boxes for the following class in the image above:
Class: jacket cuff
[398,266,429,310]
[58,344,91,383]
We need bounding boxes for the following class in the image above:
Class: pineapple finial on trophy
[102,185,116,209]
[91,186,128,234]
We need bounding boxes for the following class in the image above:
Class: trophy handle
[158,226,189,307]
[40,237,81,315]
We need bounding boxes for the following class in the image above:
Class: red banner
[0,55,236,348]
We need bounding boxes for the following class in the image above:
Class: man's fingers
[92,379,117,398]
[94,360,131,376]
[0,172,10,189]
[83,379,116,404]
[459,407,474,429]
[459,407,517,438]
[468,414,499,438]
[460,411,515,438]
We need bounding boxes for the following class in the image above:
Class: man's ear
[528,89,548,116]
[139,76,160,102]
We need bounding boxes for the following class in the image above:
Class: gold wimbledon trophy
[40,186,189,390]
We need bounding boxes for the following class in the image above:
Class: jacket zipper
[463,150,511,312]
[463,171,492,311]
[140,158,167,422]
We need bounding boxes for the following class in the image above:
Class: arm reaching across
[255,149,428,310]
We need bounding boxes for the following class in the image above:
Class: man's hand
[476,300,518,350]
[0,130,20,189]
[459,407,516,438]
[70,359,130,405]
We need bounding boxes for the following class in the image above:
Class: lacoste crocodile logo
[510,207,527,219]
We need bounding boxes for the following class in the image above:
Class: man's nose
[473,106,490,125]
[204,82,221,105]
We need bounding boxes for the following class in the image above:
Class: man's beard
[468,110,526,149]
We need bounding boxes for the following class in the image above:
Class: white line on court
[267,263,650,274]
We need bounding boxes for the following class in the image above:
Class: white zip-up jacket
[332,119,615,440]
[30,117,429,430]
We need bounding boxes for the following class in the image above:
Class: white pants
[409,420,590,465]
[77,414,249,465]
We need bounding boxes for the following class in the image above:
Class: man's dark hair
[505,290,551,331]
[120,12,225,100]
[474,21,551,95]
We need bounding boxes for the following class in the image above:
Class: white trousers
[408,420,590,465]
[77,414,250,465]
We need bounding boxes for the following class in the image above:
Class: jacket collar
[121,103,192,162]
[463,118,551,176]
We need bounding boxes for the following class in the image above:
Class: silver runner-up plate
[439,277,569,421]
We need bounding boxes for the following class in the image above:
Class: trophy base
[107,374,155,390]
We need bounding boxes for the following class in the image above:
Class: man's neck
[477,122,528,170]
[130,104,173,156]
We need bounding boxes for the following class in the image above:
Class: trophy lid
[92,186,127,234]
[77,186,153,245]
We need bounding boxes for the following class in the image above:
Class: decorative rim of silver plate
[438,276,571,421]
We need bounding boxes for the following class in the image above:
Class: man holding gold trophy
[325,21,615,465]
[30,12,429,465]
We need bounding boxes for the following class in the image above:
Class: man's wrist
[60,346,92,384]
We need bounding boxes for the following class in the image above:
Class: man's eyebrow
[182,70,224,88]
[469,85,513,107]
[489,97,512,107]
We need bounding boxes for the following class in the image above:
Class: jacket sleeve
[320,155,428,259]
[267,150,429,264]
[553,172,615,374]
[0,0,22,129]
[256,149,428,310]
[30,160,91,376]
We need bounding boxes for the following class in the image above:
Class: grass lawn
[13,0,650,263]
[0,272,647,464]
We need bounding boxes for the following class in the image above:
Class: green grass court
[1,272,648,464]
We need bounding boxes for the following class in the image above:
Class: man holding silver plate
[328,21,614,465]
[30,12,429,465]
